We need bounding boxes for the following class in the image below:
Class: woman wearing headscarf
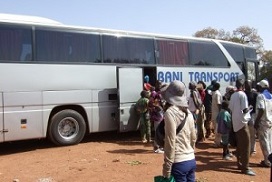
[143,75,152,91]
[161,80,197,182]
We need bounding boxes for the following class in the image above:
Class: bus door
[246,58,259,85]
[0,93,3,142]
[118,67,142,132]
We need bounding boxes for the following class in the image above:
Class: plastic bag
[154,175,175,182]
[242,108,252,123]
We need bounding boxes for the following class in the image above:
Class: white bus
[0,14,259,145]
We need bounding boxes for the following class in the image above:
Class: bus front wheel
[48,109,86,146]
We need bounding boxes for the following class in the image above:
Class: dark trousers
[235,125,251,172]
[171,159,196,182]
[204,112,212,137]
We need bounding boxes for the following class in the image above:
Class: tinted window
[102,35,155,64]
[245,47,257,59]
[189,40,229,67]
[156,39,189,65]
[36,29,101,63]
[222,43,244,62]
[0,25,32,61]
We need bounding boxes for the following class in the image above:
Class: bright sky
[0,0,271,50]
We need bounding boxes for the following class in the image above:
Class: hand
[163,170,171,179]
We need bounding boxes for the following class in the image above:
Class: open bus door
[117,67,142,132]
[0,93,3,142]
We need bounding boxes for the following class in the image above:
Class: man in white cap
[254,79,272,168]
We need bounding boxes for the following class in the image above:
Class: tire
[48,109,86,146]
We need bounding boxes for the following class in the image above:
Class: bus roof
[0,13,255,50]
[218,39,256,49]
[0,13,62,26]
[0,13,212,41]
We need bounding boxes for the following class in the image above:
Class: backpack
[135,97,149,113]
[155,116,187,147]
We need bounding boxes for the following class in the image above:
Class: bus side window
[0,25,32,62]
[20,44,32,61]
[189,40,229,67]
[156,39,189,66]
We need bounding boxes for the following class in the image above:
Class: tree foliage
[194,27,230,40]
[193,26,272,80]
[232,26,264,54]
[193,26,264,55]
[260,50,272,80]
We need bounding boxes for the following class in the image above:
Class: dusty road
[0,131,270,182]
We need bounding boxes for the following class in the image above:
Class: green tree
[231,26,264,54]
[193,26,270,80]
[260,50,272,79]
[194,27,230,40]
[193,26,264,55]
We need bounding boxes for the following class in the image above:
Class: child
[216,101,233,160]
[149,88,164,153]
[136,90,151,143]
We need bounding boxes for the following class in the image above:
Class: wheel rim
[58,117,80,140]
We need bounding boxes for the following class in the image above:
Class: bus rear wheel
[48,109,86,146]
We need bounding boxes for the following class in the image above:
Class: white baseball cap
[257,79,269,88]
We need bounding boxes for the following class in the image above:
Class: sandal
[260,160,271,168]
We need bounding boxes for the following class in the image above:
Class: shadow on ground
[0,131,143,155]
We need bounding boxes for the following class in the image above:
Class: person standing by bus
[217,101,233,160]
[136,90,151,143]
[223,85,236,101]
[211,82,222,147]
[244,80,258,155]
[188,81,202,120]
[254,79,272,168]
[229,79,256,176]
[196,81,206,142]
[204,80,217,138]
[188,81,203,142]
[197,81,206,102]
[161,80,196,182]
[149,87,164,153]
[143,75,152,91]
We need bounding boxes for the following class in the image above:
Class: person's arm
[192,91,200,109]
[190,114,197,148]
[254,94,264,129]
[216,92,222,111]
[241,92,251,113]
[162,109,176,178]
[242,105,253,114]
[254,108,264,130]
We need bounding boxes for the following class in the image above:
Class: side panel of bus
[3,92,43,141]
[118,67,142,132]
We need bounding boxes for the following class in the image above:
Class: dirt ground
[0,131,270,182]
